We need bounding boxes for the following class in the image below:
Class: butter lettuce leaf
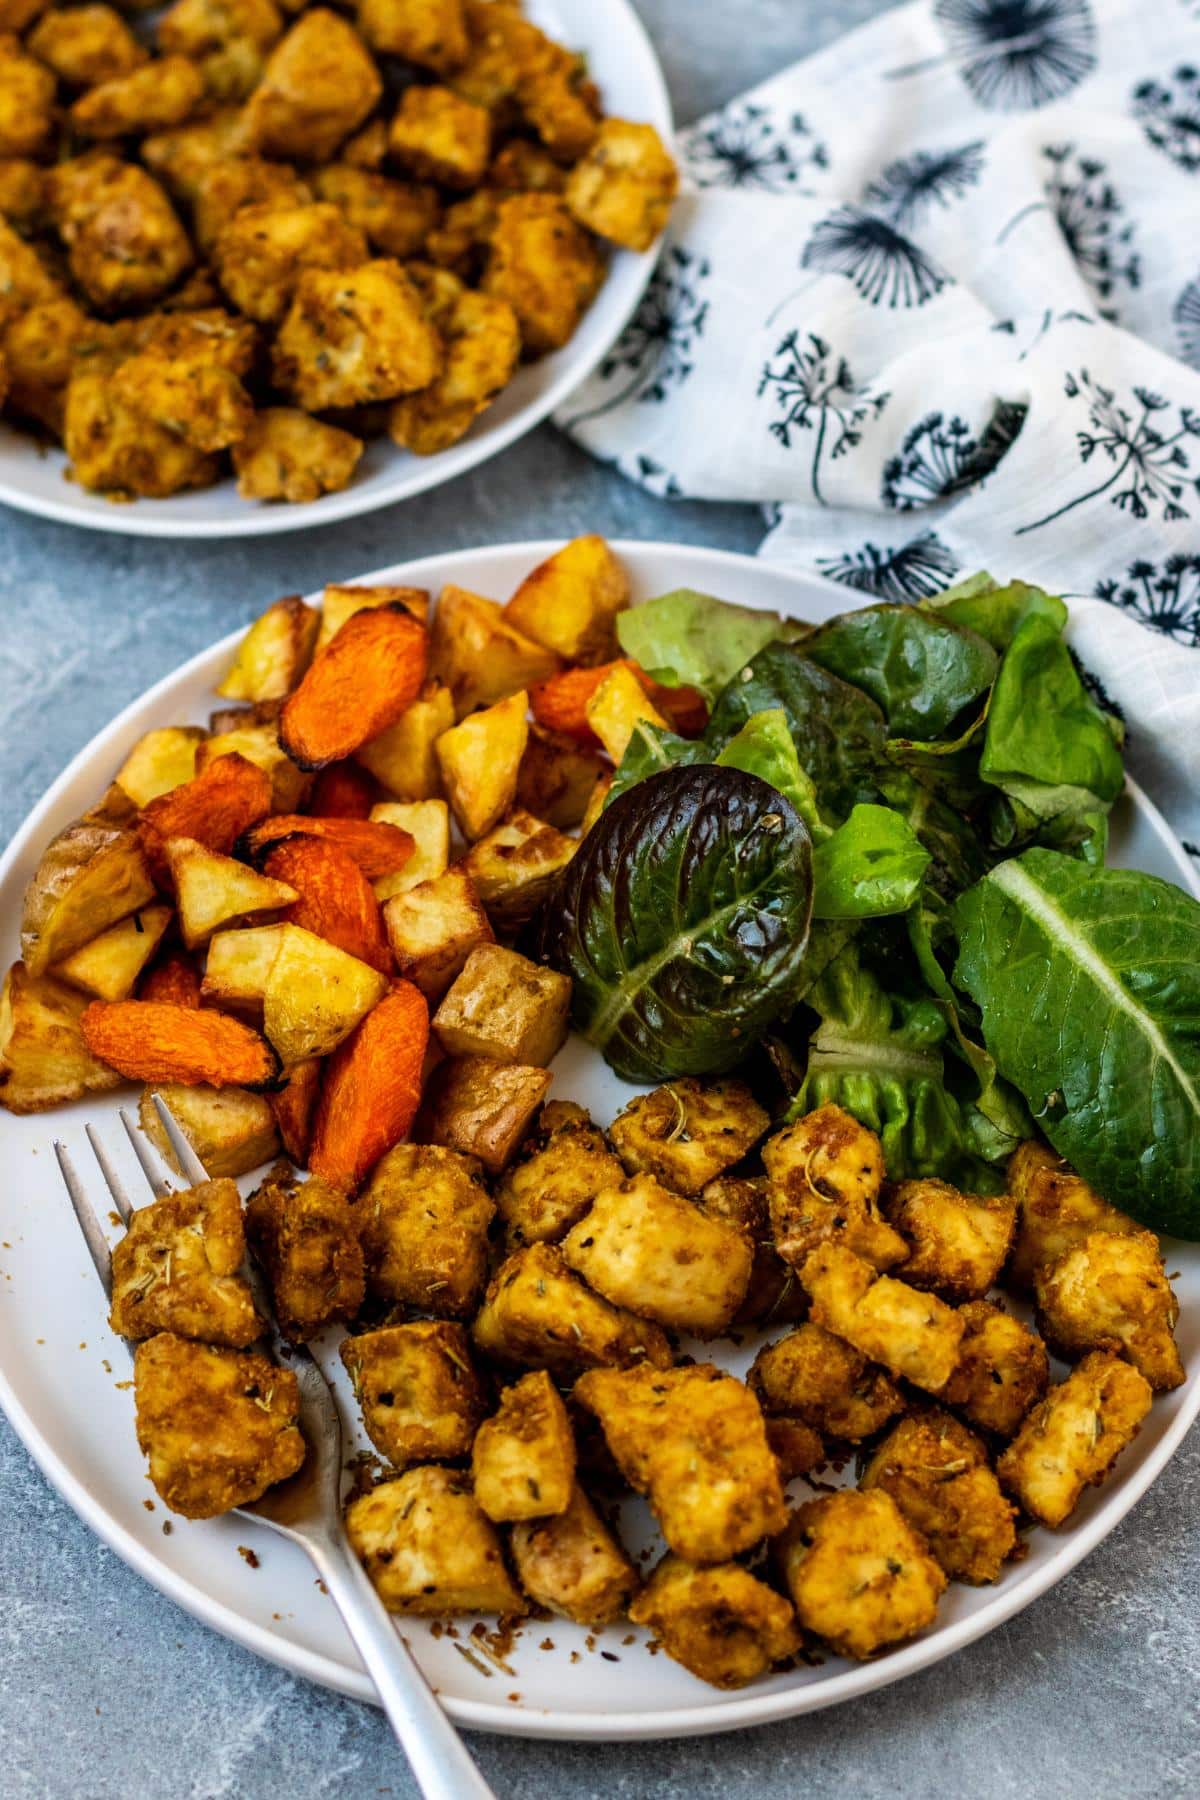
[806,603,998,739]
[615,590,783,702]
[812,803,930,919]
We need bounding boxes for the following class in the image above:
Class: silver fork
[55,1093,496,1800]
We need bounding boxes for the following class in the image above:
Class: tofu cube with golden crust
[214,201,368,326]
[997,1351,1152,1527]
[383,867,493,998]
[192,154,312,255]
[517,725,607,831]
[884,1177,1017,1302]
[609,1078,769,1198]
[430,583,559,718]
[70,55,205,138]
[801,1242,964,1395]
[461,809,576,929]
[472,1369,575,1521]
[766,1417,826,1482]
[134,1332,304,1519]
[629,1556,799,1690]
[861,1410,1017,1584]
[357,683,455,798]
[390,280,519,456]
[764,1104,908,1273]
[510,1484,637,1626]
[483,193,604,357]
[273,261,442,412]
[748,1321,904,1442]
[312,164,440,259]
[243,8,382,161]
[562,1174,752,1336]
[345,1465,525,1615]
[1007,1140,1143,1289]
[244,1172,365,1342]
[341,1320,484,1469]
[503,535,630,666]
[941,1299,1049,1438]
[218,596,319,702]
[141,109,253,205]
[416,1053,550,1174]
[1034,1229,1183,1392]
[356,0,466,70]
[233,407,364,504]
[0,216,59,340]
[0,962,122,1114]
[65,370,217,499]
[565,119,678,252]
[435,690,528,840]
[361,1140,494,1316]
[2,295,89,438]
[28,4,145,88]
[389,84,490,189]
[110,1179,261,1346]
[138,1081,279,1179]
[50,156,193,311]
[473,1243,669,1376]
[434,944,570,1066]
[0,34,57,158]
[697,1175,805,1328]
[583,661,666,764]
[494,1100,624,1247]
[776,1489,945,1661]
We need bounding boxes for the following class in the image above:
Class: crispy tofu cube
[51,156,194,312]
[430,583,560,718]
[201,923,286,1011]
[141,108,253,203]
[273,260,442,412]
[583,661,666,764]
[21,818,156,976]
[53,903,172,1001]
[997,1351,1153,1527]
[565,120,678,253]
[861,1410,1017,1584]
[941,1299,1049,1438]
[416,1053,550,1174]
[195,722,310,813]
[473,1244,669,1376]
[115,726,208,808]
[156,0,283,63]
[383,867,492,997]
[356,683,454,799]
[562,1174,752,1336]
[192,153,311,255]
[389,280,519,456]
[389,84,490,190]
[510,1485,637,1626]
[609,1078,769,1198]
[356,0,465,68]
[65,369,217,500]
[312,163,440,259]
[0,215,59,338]
[1007,1140,1143,1289]
[697,1174,805,1328]
[263,924,388,1061]
[516,724,607,831]
[489,138,565,193]
[748,1321,904,1442]
[213,201,368,326]
[1034,1229,1183,1392]
[433,944,570,1066]
[233,408,364,504]
[483,194,605,357]
[134,1332,304,1519]
[494,1100,624,1247]
[0,962,122,1113]
[2,294,89,437]
[435,690,528,841]
[345,1465,525,1614]
[245,1172,365,1341]
[472,1369,575,1521]
[341,1320,485,1468]
[629,1556,799,1689]
[165,836,298,949]
[885,1178,1017,1302]
[461,808,575,928]
[776,1489,945,1661]
[243,8,382,161]
[361,1140,494,1316]
[765,1417,826,1482]
[0,34,57,158]
[504,536,630,665]
[71,55,206,138]
[110,1178,261,1346]
[139,1082,279,1179]
[28,4,146,87]
[575,1364,786,1564]
[764,1104,908,1273]
[424,188,497,276]
[801,1243,964,1396]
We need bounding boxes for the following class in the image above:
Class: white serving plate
[0,0,670,540]
[0,540,1196,1741]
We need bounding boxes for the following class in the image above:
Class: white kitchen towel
[557,0,1200,858]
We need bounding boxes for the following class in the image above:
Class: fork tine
[150,1093,209,1186]
[119,1107,173,1198]
[85,1125,135,1227]
[54,1141,114,1301]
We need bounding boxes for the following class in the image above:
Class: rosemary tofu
[573,1363,786,1564]
[608,1078,770,1198]
[564,120,678,253]
[433,944,570,1066]
[383,867,493,997]
[764,1104,908,1274]
[494,1101,625,1247]
[244,1171,364,1342]
[861,1411,1017,1584]
[997,1351,1153,1527]
[482,193,604,357]
[388,84,491,189]
[273,260,441,412]
[472,1370,575,1521]
[109,1179,260,1347]
[346,1465,525,1615]
[1034,1229,1184,1392]
[134,1332,304,1518]
[510,1485,638,1626]
[416,1053,551,1174]
[941,1300,1050,1438]
[243,8,382,161]
[697,1175,805,1327]
[800,1243,964,1396]
[748,1322,904,1443]
[629,1557,800,1690]
[765,1417,827,1482]
[340,1321,485,1469]
[1007,1140,1143,1289]
[776,1489,945,1661]
[472,1244,670,1377]
[360,1141,494,1317]
[460,809,576,929]
[884,1178,1017,1303]
[561,1174,753,1337]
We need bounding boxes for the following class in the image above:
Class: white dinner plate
[0,540,1196,1740]
[0,0,670,541]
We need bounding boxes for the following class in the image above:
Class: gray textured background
[1,1,1197,1793]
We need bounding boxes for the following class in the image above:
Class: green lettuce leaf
[714,708,825,835]
[615,590,783,701]
[805,603,998,739]
[811,803,930,919]
[605,718,706,809]
[926,573,1068,648]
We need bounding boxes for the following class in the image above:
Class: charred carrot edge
[269,1056,322,1165]
[279,606,429,771]
[309,761,378,820]
[264,836,393,976]
[81,1000,278,1089]
[137,753,273,884]
[529,660,627,743]
[639,674,709,737]
[138,952,202,1008]
[239,815,414,883]
[308,981,429,1189]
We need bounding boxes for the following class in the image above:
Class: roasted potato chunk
[273,259,441,411]
[472,1369,575,1520]
[110,1178,261,1346]
[516,724,606,831]
[201,922,286,1011]
[565,119,678,252]
[610,1078,770,1198]
[312,164,440,259]
[245,1172,364,1341]
[389,84,490,189]
[473,1243,669,1376]
[390,282,519,455]
[997,1351,1153,1527]
[166,836,298,949]
[435,688,528,840]
[114,726,207,809]
[510,1484,637,1626]
[51,156,193,311]
[748,1322,904,1442]
[346,1465,525,1615]
[801,1243,964,1396]
[460,808,575,927]
[139,1081,279,1179]
[433,944,570,1066]
[243,7,382,161]
[503,534,630,665]
[262,924,388,1061]
[28,5,146,87]
[0,34,56,159]
[483,193,604,356]
[341,1320,484,1468]
[861,1410,1018,1584]
[776,1489,945,1660]
[416,1053,551,1173]
[764,1104,908,1273]
[884,1178,1017,1302]
[1008,1140,1143,1289]
[697,1174,804,1327]
[361,1140,494,1316]
[134,1332,304,1519]
[53,903,172,1002]
[584,661,667,763]
[21,818,156,976]
[429,582,559,717]
[941,1299,1049,1438]
[0,961,122,1113]
[383,866,493,997]
[317,580,429,650]
[629,1557,799,1690]
[357,683,454,801]
[494,1100,624,1247]
[71,56,206,139]
[213,201,368,325]
[356,0,466,70]
[1034,1229,1184,1392]
[218,595,319,702]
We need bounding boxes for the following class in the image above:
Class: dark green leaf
[606,719,705,810]
[805,603,998,739]
[812,803,930,920]
[615,589,783,701]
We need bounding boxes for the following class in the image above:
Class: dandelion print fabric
[558,0,1200,849]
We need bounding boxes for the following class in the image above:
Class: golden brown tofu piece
[356,0,465,70]
[609,1078,769,1198]
[0,961,122,1114]
[342,114,388,169]
[473,1243,669,1377]
[423,187,497,277]
[341,1320,485,1469]
[0,158,46,232]
[348,1465,525,1614]
[389,84,490,190]
[430,582,559,718]
[885,1178,1017,1302]
[243,8,382,161]
[311,163,439,259]
[29,4,145,85]
[941,1299,1049,1438]
[1008,1140,1144,1289]
[776,1489,945,1660]
[50,156,193,310]
[0,216,61,336]
[360,1140,493,1317]
[156,0,283,86]
[232,406,364,503]
[141,107,250,203]
[460,807,576,927]
[574,1363,786,1563]
[65,369,212,499]
[494,1100,624,1247]
[1034,1229,1184,1392]
[488,138,564,193]
[516,724,606,832]
[697,1174,805,1328]
[383,867,493,998]
[110,1179,261,1348]
[244,1172,364,1343]
[801,1243,964,1396]
[764,1104,908,1273]
[0,0,47,31]
[510,1484,637,1626]
[2,296,89,436]
[504,535,630,666]
[629,1556,799,1690]
[274,260,441,412]
[191,154,312,254]
[417,1052,550,1175]
[472,1369,575,1521]
[483,193,604,356]
[861,1410,1017,1584]
[565,119,678,252]
[101,346,251,456]
[765,1416,826,1482]
[997,1351,1153,1527]
[748,1321,904,1442]
[562,1174,753,1337]
[134,1332,305,1519]
[389,276,519,455]
[433,944,570,1067]
[71,56,205,139]
[0,35,56,159]
[213,200,368,325]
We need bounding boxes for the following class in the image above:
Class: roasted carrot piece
[240,815,414,882]
[138,952,202,1008]
[309,761,378,819]
[137,753,273,885]
[640,675,708,737]
[269,1055,322,1165]
[529,660,624,744]
[81,1000,277,1088]
[264,837,392,975]
[308,981,429,1188]
[279,606,429,771]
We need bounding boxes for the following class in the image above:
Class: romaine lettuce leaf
[615,589,783,701]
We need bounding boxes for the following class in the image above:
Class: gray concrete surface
[1,1,1196,1794]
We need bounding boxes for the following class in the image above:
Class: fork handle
[304,1532,497,1800]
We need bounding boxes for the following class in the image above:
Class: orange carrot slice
[264,836,392,975]
[308,981,428,1188]
[269,1056,322,1165]
[279,606,429,770]
[138,952,202,1008]
[240,815,414,882]
[81,1000,277,1088]
[309,761,377,819]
